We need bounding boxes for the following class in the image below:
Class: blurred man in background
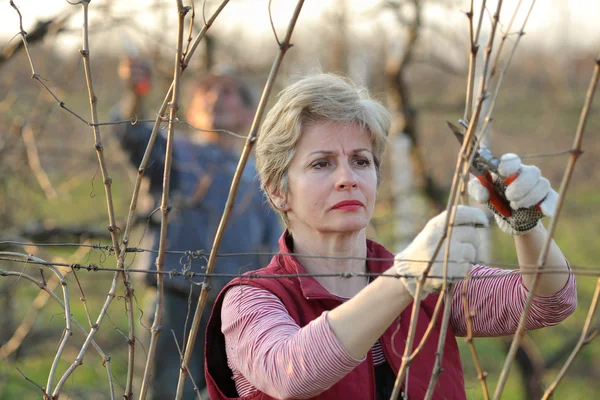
[114,58,282,399]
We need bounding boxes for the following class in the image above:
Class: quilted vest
[205,233,466,400]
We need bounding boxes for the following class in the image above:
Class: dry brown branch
[463,0,487,121]
[28,1,138,396]
[493,54,600,400]
[478,0,535,139]
[181,0,230,69]
[390,199,462,398]
[51,268,121,398]
[0,6,75,66]
[424,286,454,399]
[391,57,496,398]
[118,0,230,264]
[421,155,479,397]
[392,2,507,391]
[458,2,535,397]
[171,330,203,400]
[8,1,92,126]
[0,265,115,400]
[174,2,305,398]
[0,244,88,359]
[20,123,58,200]
[182,0,196,60]
[461,272,490,399]
[542,278,600,399]
[16,366,47,397]
[138,2,189,399]
[391,127,478,398]
[268,0,281,45]
[0,252,72,396]
[110,3,230,396]
[488,0,524,80]
[70,265,93,328]
[407,291,445,362]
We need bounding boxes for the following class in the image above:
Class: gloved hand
[468,153,558,235]
[118,57,152,96]
[394,206,487,300]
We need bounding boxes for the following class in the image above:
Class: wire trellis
[1,1,599,400]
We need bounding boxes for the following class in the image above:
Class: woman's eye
[312,160,330,169]
[355,158,371,167]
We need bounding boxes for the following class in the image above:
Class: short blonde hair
[256,73,391,225]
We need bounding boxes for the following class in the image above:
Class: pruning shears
[446,119,518,218]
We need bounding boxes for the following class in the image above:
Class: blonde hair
[256,73,391,225]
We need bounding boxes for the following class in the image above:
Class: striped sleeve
[221,285,364,399]
[451,264,577,337]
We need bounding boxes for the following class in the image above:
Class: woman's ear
[267,184,288,212]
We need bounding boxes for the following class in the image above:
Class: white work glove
[394,206,487,300]
[468,153,558,235]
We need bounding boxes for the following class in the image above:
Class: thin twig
[182,0,195,60]
[171,330,203,400]
[9,1,92,126]
[390,0,508,387]
[478,0,536,140]
[70,265,94,328]
[493,54,600,400]
[0,244,88,359]
[63,1,137,397]
[421,154,474,397]
[0,267,115,400]
[0,253,72,397]
[182,0,230,69]
[8,2,130,396]
[16,367,47,397]
[461,272,490,399]
[21,123,58,200]
[542,279,600,399]
[268,0,281,45]
[488,0,524,80]
[174,2,305,398]
[138,1,189,398]
[424,286,454,399]
[463,0,477,121]
[407,291,445,362]
[43,265,72,397]
[51,270,121,397]
[390,59,488,400]
[118,0,229,275]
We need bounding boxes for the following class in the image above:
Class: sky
[1,0,598,56]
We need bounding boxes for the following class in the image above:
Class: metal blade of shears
[446,119,514,218]
[446,120,473,149]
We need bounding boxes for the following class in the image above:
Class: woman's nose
[336,164,358,190]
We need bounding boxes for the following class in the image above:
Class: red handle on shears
[476,171,518,218]
[476,171,544,218]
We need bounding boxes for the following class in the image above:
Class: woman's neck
[290,229,368,299]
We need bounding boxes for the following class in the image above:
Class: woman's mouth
[331,200,364,211]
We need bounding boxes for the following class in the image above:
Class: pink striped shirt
[221,264,576,399]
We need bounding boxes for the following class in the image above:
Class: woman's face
[281,121,377,236]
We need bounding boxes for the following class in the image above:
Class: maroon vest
[205,234,466,400]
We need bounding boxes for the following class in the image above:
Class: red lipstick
[331,200,364,211]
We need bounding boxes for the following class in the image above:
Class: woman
[204,74,577,400]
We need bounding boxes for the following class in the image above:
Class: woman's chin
[322,219,368,234]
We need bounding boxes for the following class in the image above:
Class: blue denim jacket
[115,119,282,296]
